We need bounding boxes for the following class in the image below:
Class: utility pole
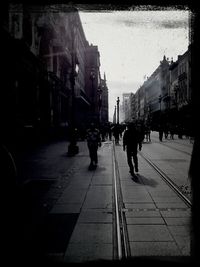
[113,105,116,124]
[117,97,120,124]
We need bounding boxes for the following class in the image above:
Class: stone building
[122,93,131,122]
[128,49,191,134]
[85,44,101,124]
[100,73,109,124]
[3,4,108,145]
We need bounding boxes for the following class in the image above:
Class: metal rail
[112,142,122,259]
[139,151,192,207]
[112,142,130,259]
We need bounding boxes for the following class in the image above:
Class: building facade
[85,44,102,124]
[124,50,192,135]
[2,4,108,148]
[100,73,109,124]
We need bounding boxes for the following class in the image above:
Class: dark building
[100,73,109,124]
[2,4,108,144]
[85,44,101,125]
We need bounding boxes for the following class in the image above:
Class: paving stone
[128,225,174,241]
[83,185,112,209]
[50,203,82,214]
[66,179,91,188]
[91,175,112,185]
[160,209,191,218]
[78,210,112,223]
[57,188,87,204]
[129,241,182,256]
[125,203,157,210]
[64,243,112,262]
[126,217,165,225]
[68,223,112,243]
[146,189,178,197]
[155,202,188,209]
[122,190,153,202]
[125,210,161,217]
[164,217,191,226]
[151,196,182,203]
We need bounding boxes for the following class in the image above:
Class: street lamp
[116,97,120,124]
[113,105,116,124]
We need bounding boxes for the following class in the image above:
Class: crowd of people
[69,120,193,173]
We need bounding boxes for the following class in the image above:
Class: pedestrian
[169,124,175,140]
[158,124,164,142]
[108,124,112,141]
[145,125,151,142]
[86,123,101,169]
[136,121,145,143]
[123,123,142,177]
[112,124,120,145]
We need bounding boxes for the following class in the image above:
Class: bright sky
[79,8,190,121]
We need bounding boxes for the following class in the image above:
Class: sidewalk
[12,140,92,263]
[13,140,114,264]
[10,138,192,265]
[53,140,114,263]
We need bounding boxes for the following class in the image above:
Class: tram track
[112,142,130,260]
[139,151,192,208]
[112,141,192,260]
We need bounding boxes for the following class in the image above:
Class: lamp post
[116,97,120,124]
[113,105,116,124]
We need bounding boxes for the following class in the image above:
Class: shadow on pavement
[132,174,158,187]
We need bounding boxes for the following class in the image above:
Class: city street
[11,131,193,265]
[2,6,197,266]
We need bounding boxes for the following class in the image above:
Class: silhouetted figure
[108,125,112,141]
[159,125,164,142]
[164,128,169,139]
[136,121,145,143]
[86,123,101,169]
[68,127,79,155]
[145,125,151,142]
[100,124,106,142]
[178,125,183,139]
[169,124,175,139]
[112,124,120,145]
[123,123,142,176]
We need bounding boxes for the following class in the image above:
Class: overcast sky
[79,7,190,121]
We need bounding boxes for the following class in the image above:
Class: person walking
[112,124,120,145]
[123,123,142,177]
[158,124,164,142]
[86,123,101,169]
